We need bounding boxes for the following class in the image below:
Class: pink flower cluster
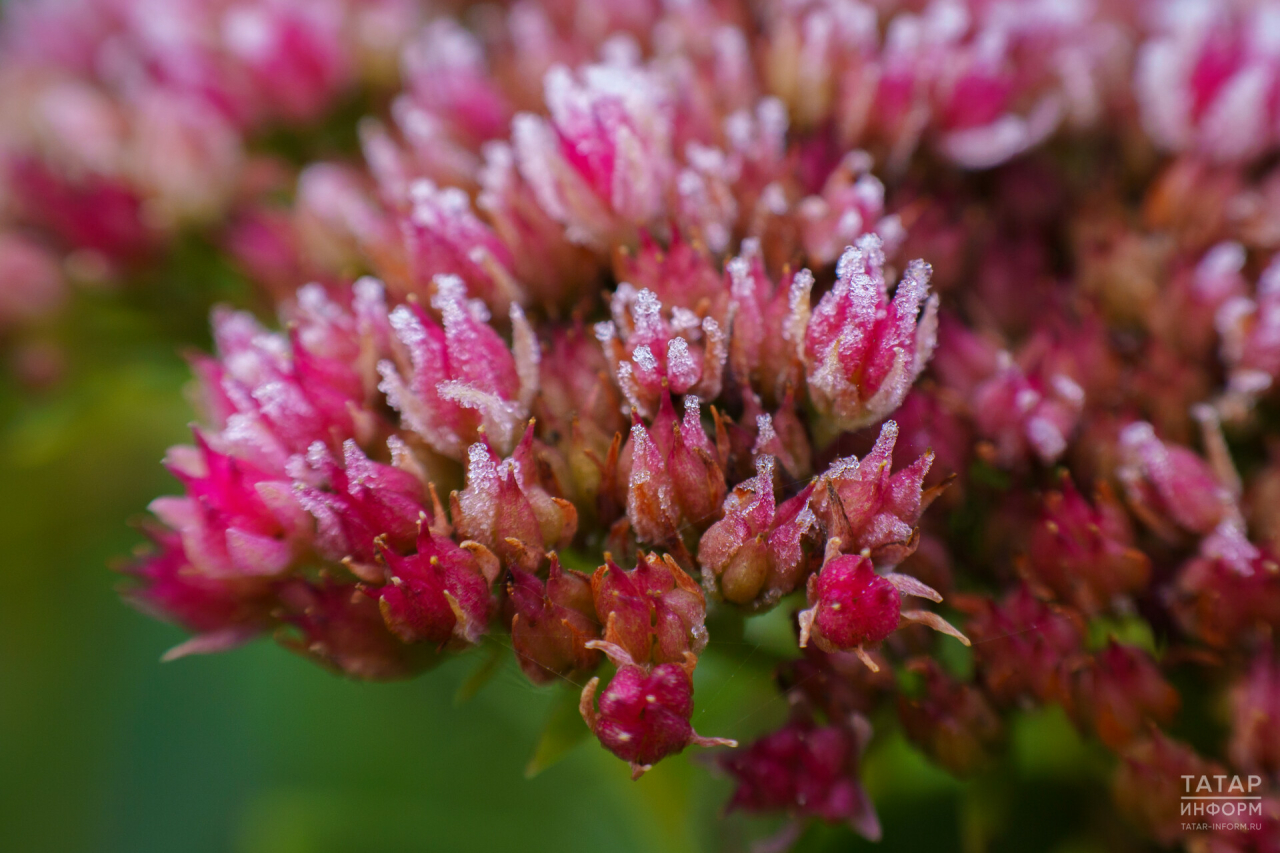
[0,0,420,333]
[90,0,1280,848]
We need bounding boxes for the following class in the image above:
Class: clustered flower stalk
[27,0,1277,846]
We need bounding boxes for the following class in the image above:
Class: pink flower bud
[579,642,734,779]
[957,584,1084,706]
[378,275,539,458]
[150,434,307,579]
[811,420,941,564]
[1070,641,1180,750]
[1228,650,1280,776]
[402,179,522,313]
[277,580,437,680]
[698,456,819,607]
[804,235,938,441]
[725,239,811,404]
[622,393,726,546]
[1117,421,1235,537]
[293,439,425,566]
[513,60,674,248]
[1173,521,1280,648]
[121,529,277,660]
[373,525,497,648]
[898,658,1003,776]
[451,425,578,571]
[591,551,706,667]
[722,713,880,842]
[597,286,726,418]
[1022,476,1150,610]
[1113,734,1227,846]
[798,545,967,667]
[508,555,601,685]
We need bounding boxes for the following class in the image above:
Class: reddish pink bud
[698,456,819,607]
[121,529,277,660]
[722,714,880,842]
[726,240,811,404]
[797,152,903,267]
[1218,254,1280,411]
[612,231,727,321]
[970,348,1084,466]
[150,434,308,579]
[591,552,706,666]
[597,286,726,418]
[1022,476,1150,610]
[402,179,522,313]
[293,439,425,566]
[957,584,1085,706]
[898,658,1003,776]
[278,580,438,681]
[451,426,578,571]
[373,525,496,648]
[1228,650,1280,776]
[1173,522,1280,648]
[400,19,512,146]
[579,642,733,779]
[622,394,726,545]
[799,546,967,665]
[1118,421,1235,537]
[811,420,941,564]
[378,275,539,458]
[1070,642,1180,750]
[508,555,601,685]
[477,140,600,307]
[1113,733,1227,846]
[804,234,937,441]
[512,61,674,249]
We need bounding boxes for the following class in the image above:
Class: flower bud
[804,234,938,442]
[697,456,819,608]
[277,580,438,680]
[622,393,726,546]
[121,529,277,660]
[1070,641,1179,750]
[378,275,539,458]
[579,642,734,779]
[956,584,1084,706]
[811,419,942,564]
[151,434,308,579]
[592,551,707,666]
[798,543,968,668]
[898,658,1003,776]
[1022,476,1150,610]
[373,523,497,648]
[722,713,880,842]
[512,61,674,249]
[508,555,601,685]
[293,439,425,567]
[451,426,578,571]
[1172,521,1280,648]
[1117,420,1235,537]
[1228,650,1280,776]
[597,286,726,418]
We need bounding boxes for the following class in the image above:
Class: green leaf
[524,683,589,778]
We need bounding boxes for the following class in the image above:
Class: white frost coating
[666,336,699,390]
[632,344,658,374]
[1026,415,1068,463]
